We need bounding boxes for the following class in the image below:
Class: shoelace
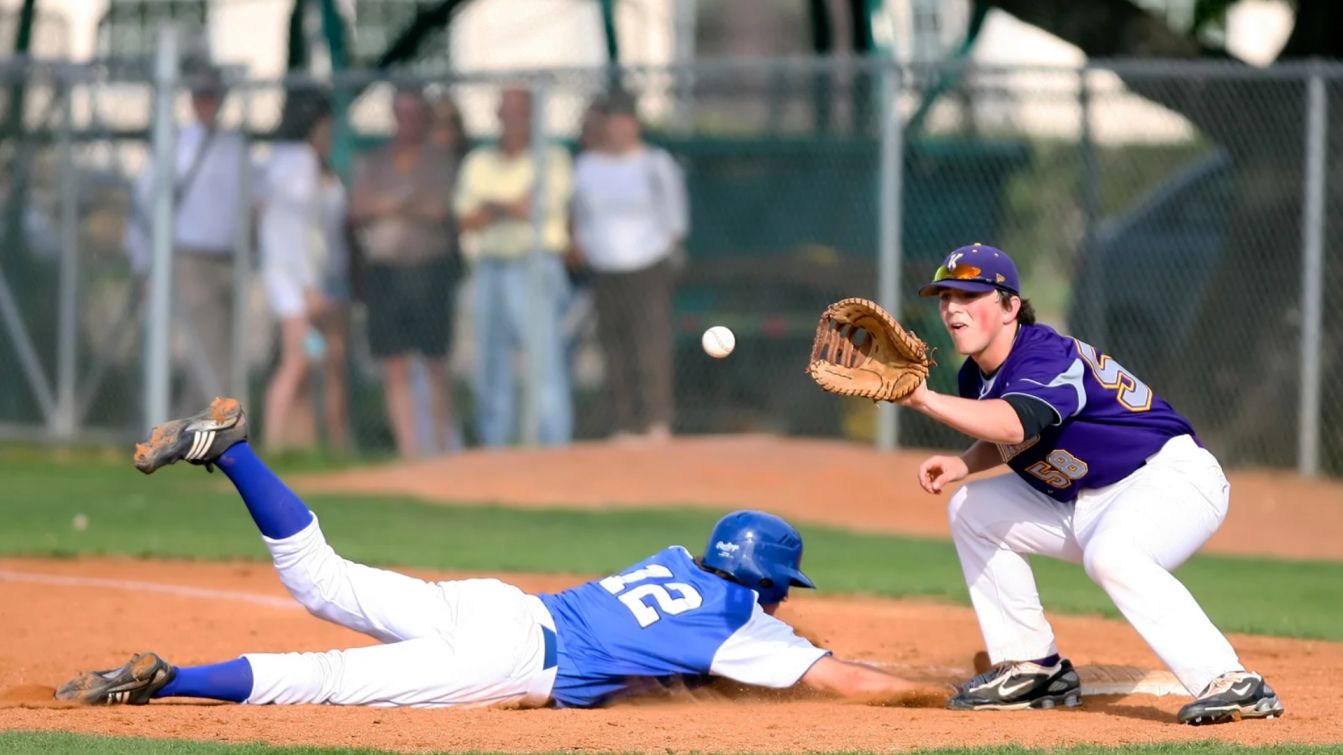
[961,662,1015,691]
[1199,671,1251,698]
[960,659,1062,693]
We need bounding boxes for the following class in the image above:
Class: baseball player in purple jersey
[55,398,937,709]
[898,243,1284,725]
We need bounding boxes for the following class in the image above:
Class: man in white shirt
[125,65,252,410]
[570,92,688,442]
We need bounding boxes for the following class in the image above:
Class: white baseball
[702,325,735,359]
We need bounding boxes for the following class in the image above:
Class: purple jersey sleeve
[957,345,1085,426]
[998,352,1087,426]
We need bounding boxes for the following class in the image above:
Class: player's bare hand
[894,380,929,409]
[918,454,968,495]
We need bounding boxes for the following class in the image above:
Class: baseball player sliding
[807,243,1283,725]
[56,398,938,709]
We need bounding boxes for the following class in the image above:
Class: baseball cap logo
[919,243,1020,297]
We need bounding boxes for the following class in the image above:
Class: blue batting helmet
[700,510,815,605]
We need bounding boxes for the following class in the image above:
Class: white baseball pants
[242,517,558,707]
[947,434,1240,695]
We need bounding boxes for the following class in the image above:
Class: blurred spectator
[125,63,251,411]
[557,98,607,385]
[258,88,351,453]
[577,99,606,155]
[570,92,688,443]
[563,100,606,272]
[430,94,471,163]
[349,87,459,458]
[455,87,574,447]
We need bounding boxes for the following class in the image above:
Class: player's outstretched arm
[899,387,1026,445]
[798,656,945,706]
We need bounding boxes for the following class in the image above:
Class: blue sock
[217,442,315,539]
[1032,653,1061,668]
[156,657,253,702]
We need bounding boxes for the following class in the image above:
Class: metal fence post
[54,71,79,440]
[146,26,179,430]
[876,62,904,451]
[1078,65,1105,349]
[1297,66,1327,478]
[523,79,552,447]
[231,80,253,410]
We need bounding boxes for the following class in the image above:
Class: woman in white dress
[259,90,351,451]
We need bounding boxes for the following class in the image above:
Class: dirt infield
[4,437,1343,752]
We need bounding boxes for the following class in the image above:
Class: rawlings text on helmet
[700,510,816,605]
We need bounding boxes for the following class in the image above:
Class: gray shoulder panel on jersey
[1001,357,1087,424]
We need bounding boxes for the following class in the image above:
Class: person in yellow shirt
[455,88,574,445]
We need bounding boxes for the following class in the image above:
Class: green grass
[3,450,1342,640]
[0,732,392,755]
[1,732,1340,755]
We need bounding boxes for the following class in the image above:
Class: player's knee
[1082,537,1141,586]
[281,581,332,617]
[276,550,350,614]
[946,483,985,537]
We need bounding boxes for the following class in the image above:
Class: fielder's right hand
[918,454,968,495]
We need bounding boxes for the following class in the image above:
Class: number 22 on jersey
[600,565,704,627]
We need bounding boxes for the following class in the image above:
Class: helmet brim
[787,567,815,590]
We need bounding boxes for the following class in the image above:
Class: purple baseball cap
[918,243,1021,297]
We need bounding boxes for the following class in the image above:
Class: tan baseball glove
[806,297,934,402]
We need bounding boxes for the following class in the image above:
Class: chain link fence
[0,55,1339,475]
[0,60,154,441]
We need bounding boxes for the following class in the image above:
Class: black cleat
[948,658,1082,711]
[1178,671,1284,725]
[133,396,248,474]
[55,652,176,705]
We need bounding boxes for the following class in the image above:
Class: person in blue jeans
[55,398,941,709]
[455,88,574,446]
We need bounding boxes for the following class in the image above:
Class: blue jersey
[958,324,1197,502]
[538,546,828,708]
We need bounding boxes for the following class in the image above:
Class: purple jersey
[957,324,1197,502]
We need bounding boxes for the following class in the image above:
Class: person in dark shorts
[350,87,460,457]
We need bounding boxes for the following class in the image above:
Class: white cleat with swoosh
[947,658,1082,711]
[1178,670,1284,725]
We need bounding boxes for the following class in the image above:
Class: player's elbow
[976,423,1025,446]
[988,400,1027,444]
[999,424,1026,445]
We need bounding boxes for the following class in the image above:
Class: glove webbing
[811,320,870,369]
